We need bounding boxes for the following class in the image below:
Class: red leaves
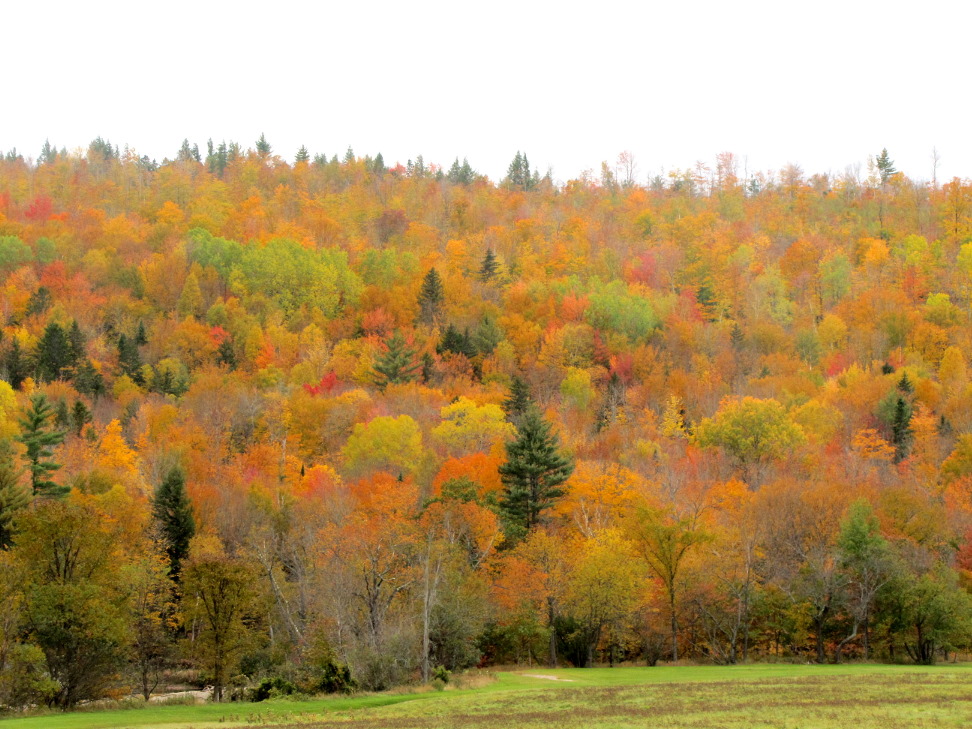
[303,371,339,396]
[24,194,53,222]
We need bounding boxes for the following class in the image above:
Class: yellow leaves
[97,419,145,496]
[792,399,843,444]
[557,462,643,537]
[817,314,848,350]
[660,394,687,439]
[858,237,889,267]
[851,428,895,462]
[431,397,515,457]
[0,379,18,439]
[155,200,185,229]
[559,368,594,412]
[342,414,425,479]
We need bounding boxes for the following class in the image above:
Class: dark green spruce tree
[372,331,420,391]
[151,467,196,581]
[417,268,444,326]
[890,396,913,463]
[17,393,67,498]
[498,407,574,541]
[479,248,499,282]
[118,333,145,384]
[5,338,28,389]
[35,322,72,382]
[503,375,533,423]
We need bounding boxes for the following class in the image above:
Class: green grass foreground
[3,664,972,729]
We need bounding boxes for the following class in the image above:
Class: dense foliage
[1,139,972,707]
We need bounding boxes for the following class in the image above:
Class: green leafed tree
[694,397,805,487]
[181,539,258,702]
[498,408,574,541]
[13,500,129,707]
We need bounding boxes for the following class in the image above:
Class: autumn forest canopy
[2,135,972,710]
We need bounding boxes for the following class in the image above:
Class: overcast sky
[5,0,969,184]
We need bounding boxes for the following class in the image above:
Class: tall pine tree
[36,322,72,382]
[372,331,420,391]
[498,407,573,541]
[479,248,499,282]
[151,467,196,581]
[17,393,67,498]
[503,375,533,423]
[417,268,444,326]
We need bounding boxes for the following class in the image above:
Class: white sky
[4,0,970,184]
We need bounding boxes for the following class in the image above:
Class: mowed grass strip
[277,668,972,729]
[3,665,971,729]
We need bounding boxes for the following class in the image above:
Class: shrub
[248,676,297,702]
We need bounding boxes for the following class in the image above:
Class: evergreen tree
[207,140,229,177]
[372,331,420,391]
[417,268,444,326]
[38,139,58,165]
[503,375,533,422]
[891,396,913,463]
[437,324,476,359]
[498,408,574,540]
[35,322,72,382]
[25,286,52,316]
[216,337,237,370]
[876,148,897,184]
[448,157,463,183]
[343,146,355,164]
[505,151,538,190]
[54,399,70,430]
[373,152,385,174]
[256,133,272,157]
[17,393,67,498]
[74,360,105,397]
[897,372,913,395]
[5,338,28,389]
[420,352,435,384]
[177,139,197,163]
[295,145,310,164]
[118,333,145,384]
[71,400,92,437]
[151,467,196,581]
[0,440,28,549]
[447,157,475,185]
[313,153,328,167]
[135,321,148,346]
[67,320,86,365]
[473,314,503,356]
[479,248,499,282]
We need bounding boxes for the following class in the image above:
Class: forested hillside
[1,138,971,707]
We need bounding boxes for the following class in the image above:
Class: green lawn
[4,664,972,729]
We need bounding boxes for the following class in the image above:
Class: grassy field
[3,664,972,729]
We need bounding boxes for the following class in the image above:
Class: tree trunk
[670,590,679,662]
[547,598,557,667]
[815,616,826,664]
